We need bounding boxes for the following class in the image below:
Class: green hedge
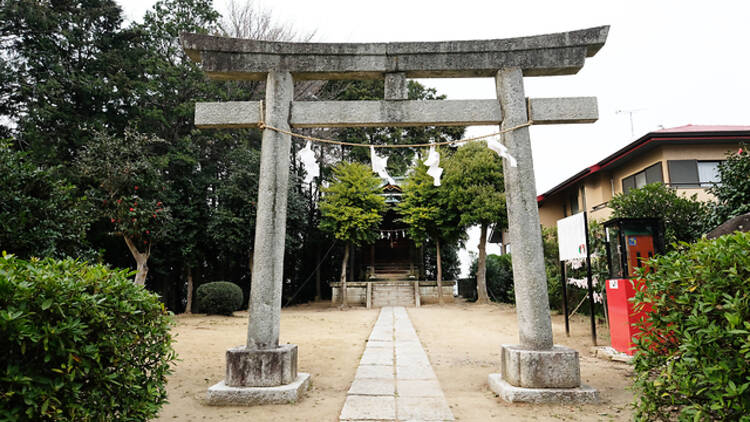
[0,254,176,421]
[196,281,244,315]
[632,232,750,421]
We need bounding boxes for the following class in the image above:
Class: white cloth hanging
[370,145,396,185]
[423,145,443,186]
[296,140,319,183]
[487,137,518,167]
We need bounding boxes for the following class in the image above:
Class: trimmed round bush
[196,281,244,315]
[632,232,750,421]
[0,254,176,421]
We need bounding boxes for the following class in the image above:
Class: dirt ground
[156,300,633,421]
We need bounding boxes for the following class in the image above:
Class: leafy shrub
[196,281,244,315]
[631,232,750,421]
[609,183,708,249]
[469,254,514,303]
[0,254,176,421]
[708,144,750,226]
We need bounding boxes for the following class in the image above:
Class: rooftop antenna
[615,108,645,138]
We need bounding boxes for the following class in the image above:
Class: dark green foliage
[441,142,506,229]
[0,0,142,167]
[196,281,244,315]
[0,142,93,259]
[0,254,176,421]
[631,232,750,421]
[469,254,515,303]
[708,144,750,226]
[609,183,708,248]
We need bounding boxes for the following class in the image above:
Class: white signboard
[557,212,587,261]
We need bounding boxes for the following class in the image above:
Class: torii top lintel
[181,26,609,81]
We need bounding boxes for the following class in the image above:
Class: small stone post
[208,71,310,405]
[489,68,597,403]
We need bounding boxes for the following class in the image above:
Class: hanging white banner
[557,212,587,262]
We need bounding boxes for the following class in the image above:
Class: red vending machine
[603,218,664,355]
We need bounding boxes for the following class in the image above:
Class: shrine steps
[372,282,416,307]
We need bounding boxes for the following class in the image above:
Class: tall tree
[77,129,172,285]
[0,0,141,167]
[442,141,507,304]
[399,157,462,303]
[319,162,386,305]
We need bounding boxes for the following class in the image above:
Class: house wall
[538,142,740,229]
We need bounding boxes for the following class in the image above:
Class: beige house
[537,125,750,228]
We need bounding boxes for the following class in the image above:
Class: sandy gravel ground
[156,301,633,421]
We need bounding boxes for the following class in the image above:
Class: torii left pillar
[206,71,311,405]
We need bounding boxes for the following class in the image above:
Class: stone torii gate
[182,25,609,405]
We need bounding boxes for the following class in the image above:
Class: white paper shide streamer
[296,140,319,184]
[370,146,396,185]
[486,136,518,167]
[423,145,443,186]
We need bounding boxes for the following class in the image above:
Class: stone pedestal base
[207,373,311,406]
[489,344,599,404]
[488,374,599,404]
[500,344,580,388]
[226,344,297,387]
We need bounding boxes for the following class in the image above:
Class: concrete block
[385,72,408,100]
[488,373,598,404]
[500,344,580,388]
[355,364,394,380]
[225,344,297,387]
[397,380,445,397]
[206,373,310,406]
[397,365,437,380]
[340,395,396,420]
[397,396,454,421]
[348,378,395,396]
[360,348,394,365]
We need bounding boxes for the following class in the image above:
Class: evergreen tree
[399,157,463,303]
[319,162,386,305]
[442,141,507,304]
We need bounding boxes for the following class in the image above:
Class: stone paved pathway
[340,306,454,422]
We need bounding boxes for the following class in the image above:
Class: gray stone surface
[397,397,454,421]
[355,365,394,380]
[247,71,293,350]
[206,373,310,406]
[397,380,445,397]
[348,378,395,396]
[181,26,609,80]
[496,68,553,351]
[341,307,453,421]
[194,98,598,129]
[396,365,437,380]
[226,344,298,387]
[360,347,394,365]
[194,101,261,128]
[500,344,580,388]
[340,395,396,420]
[488,374,599,404]
[384,72,408,100]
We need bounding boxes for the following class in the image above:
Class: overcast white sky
[119,0,750,275]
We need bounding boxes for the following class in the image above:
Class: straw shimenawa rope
[257,100,534,148]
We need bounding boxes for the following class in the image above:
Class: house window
[668,160,721,188]
[622,162,663,194]
[568,190,580,215]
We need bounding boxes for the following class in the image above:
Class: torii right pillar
[488,67,599,403]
